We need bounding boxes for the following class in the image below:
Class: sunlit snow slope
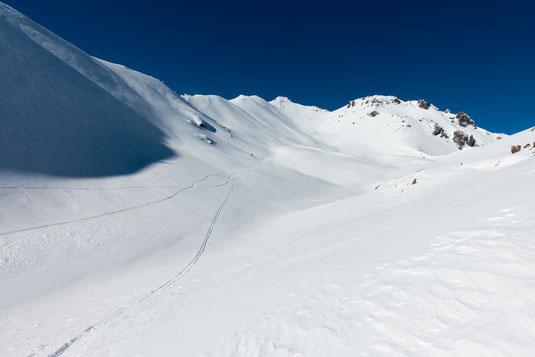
[1,2,535,357]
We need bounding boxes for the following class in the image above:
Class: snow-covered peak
[271,95,292,103]
[270,96,327,114]
[269,96,298,108]
[342,95,441,112]
[347,95,403,107]
[270,96,302,106]
[230,94,267,104]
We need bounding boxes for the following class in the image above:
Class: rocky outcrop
[456,112,475,127]
[466,135,476,147]
[453,131,476,149]
[369,98,385,106]
[361,96,402,106]
[418,99,430,110]
[368,111,379,117]
[432,124,448,138]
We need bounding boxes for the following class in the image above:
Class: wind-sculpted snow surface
[1,2,535,356]
[214,229,535,356]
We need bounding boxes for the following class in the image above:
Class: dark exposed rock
[371,98,382,105]
[511,145,521,154]
[453,131,476,149]
[418,99,430,109]
[393,98,401,104]
[524,143,531,149]
[432,124,448,138]
[466,135,476,147]
[368,110,379,117]
[456,112,475,127]
[452,131,465,148]
[412,178,417,185]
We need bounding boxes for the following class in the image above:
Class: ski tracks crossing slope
[43,168,246,357]
[1,170,239,238]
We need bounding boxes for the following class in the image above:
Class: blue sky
[6,0,534,134]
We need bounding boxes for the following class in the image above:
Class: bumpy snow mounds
[215,230,535,357]
[1,2,534,357]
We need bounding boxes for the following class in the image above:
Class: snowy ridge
[0,2,24,19]
[1,3,534,357]
[319,95,500,155]
[0,2,157,114]
[0,1,506,164]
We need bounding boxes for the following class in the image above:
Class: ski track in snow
[0,159,215,191]
[0,171,233,238]
[44,172,242,357]
[0,185,179,191]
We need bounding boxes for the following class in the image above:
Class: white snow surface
[1,3,535,356]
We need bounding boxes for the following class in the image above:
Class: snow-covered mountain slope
[0,4,175,177]
[271,95,500,156]
[1,2,534,357]
[0,3,502,179]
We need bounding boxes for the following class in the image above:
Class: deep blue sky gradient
[5,0,534,133]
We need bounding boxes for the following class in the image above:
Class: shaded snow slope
[0,5,174,177]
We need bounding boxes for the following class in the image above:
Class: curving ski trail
[45,178,238,357]
[1,172,228,237]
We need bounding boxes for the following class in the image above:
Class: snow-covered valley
[1,3,535,356]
